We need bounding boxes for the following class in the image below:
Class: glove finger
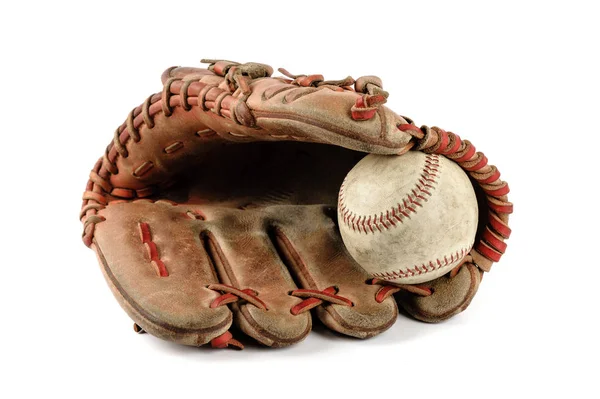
[396,263,482,323]
[93,200,232,346]
[204,208,311,347]
[270,205,398,339]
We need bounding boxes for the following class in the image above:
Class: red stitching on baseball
[370,247,470,281]
[338,154,440,234]
[397,125,512,273]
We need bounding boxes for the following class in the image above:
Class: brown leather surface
[397,264,482,323]
[93,143,398,346]
[81,60,512,348]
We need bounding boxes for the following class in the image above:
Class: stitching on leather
[338,154,440,234]
[371,247,470,281]
[95,241,233,336]
[133,161,154,177]
[83,64,512,278]
[262,85,295,101]
[207,284,268,311]
[227,131,306,141]
[267,134,306,141]
[196,129,217,138]
[99,79,235,191]
[252,110,403,148]
[138,222,169,277]
[81,78,229,244]
[282,87,320,104]
[289,287,353,315]
[164,141,184,154]
[82,67,398,241]
[228,131,249,138]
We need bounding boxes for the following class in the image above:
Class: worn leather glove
[80,60,512,348]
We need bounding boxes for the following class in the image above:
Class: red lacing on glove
[368,278,433,303]
[288,286,353,315]
[210,331,244,350]
[279,66,392,122]
[209,283,353,315]
[278,68,388,121]
[278,67,390,121]
[202,59,274,95]
[351,94,389,121]
[207,283,268,310]
[397,123,512,273]
[278,67,356,89]
[133,323,243,350]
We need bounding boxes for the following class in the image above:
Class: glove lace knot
[202,59,274,95]
[207,284,268,311]
[289,286,353,315]
[278,67,356,89]
[369,278,433,303]
[277,67,390,121]
[210,331,244,350]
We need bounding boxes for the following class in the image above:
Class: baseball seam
[370,247,471,281]
[338,154,440,234]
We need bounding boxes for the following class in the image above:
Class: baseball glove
[80,59,512,349]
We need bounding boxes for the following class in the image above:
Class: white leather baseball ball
[338,151,478,285]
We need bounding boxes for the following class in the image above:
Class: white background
[1,1,598,398]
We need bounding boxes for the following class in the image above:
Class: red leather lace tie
[207,283,268,310]
[289,286,353,315]
[369,279,433,303]
[133,323,243,349]
[210,331,244,350]
[397,123,512,273]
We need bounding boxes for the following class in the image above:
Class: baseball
[338,151,478,285]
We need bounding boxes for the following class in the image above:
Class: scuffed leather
[82,62,492,348]
[93,143,398,346]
